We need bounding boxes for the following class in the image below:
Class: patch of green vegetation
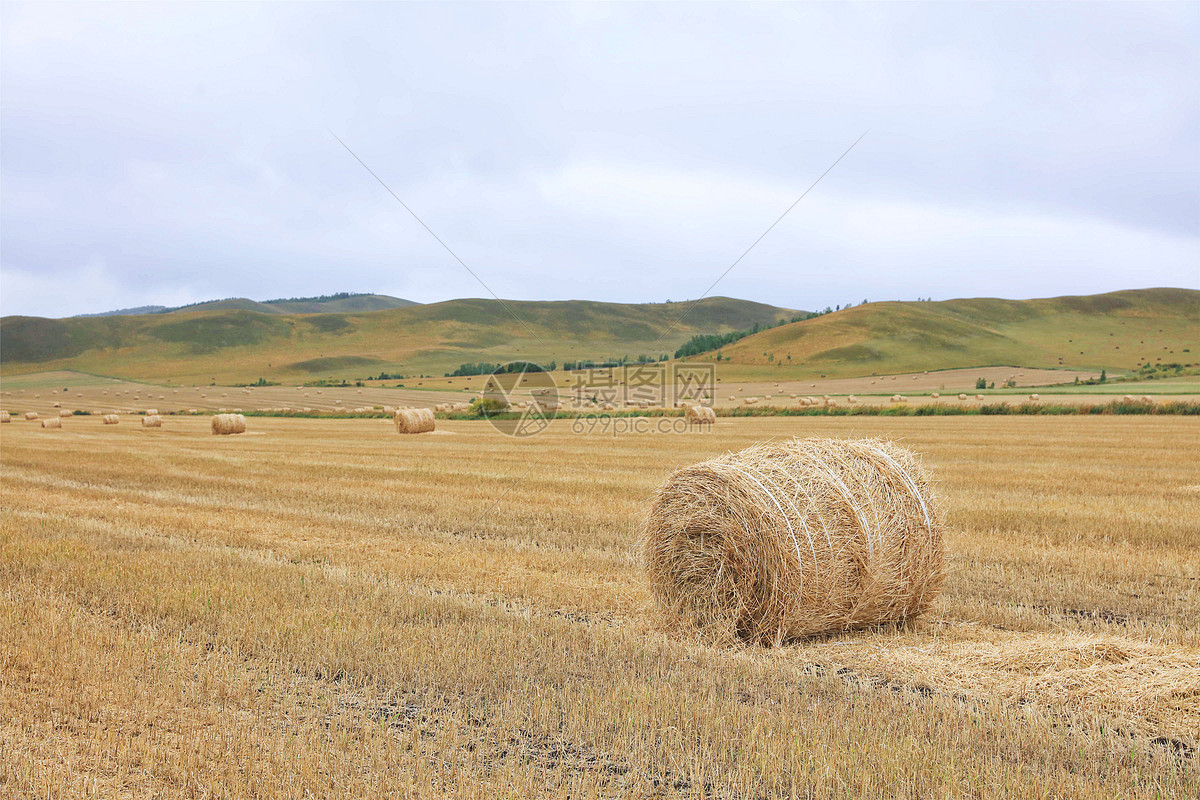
[149,312,289,353]
[304,315,354,334]
[288,355,383,372]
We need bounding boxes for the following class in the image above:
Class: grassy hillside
[152,293,419,316]
[1,297,795,384]
[696,288,1199,379]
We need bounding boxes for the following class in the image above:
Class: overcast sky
[2,2,1197,318]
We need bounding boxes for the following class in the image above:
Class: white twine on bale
[719,462,808,594]
[739,461,826,602]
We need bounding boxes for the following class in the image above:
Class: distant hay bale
[141,415,162,428]
[976,394,985,401]
[744,397,758,405]
[394,408,435,434]
[1028,394,1040,401]
[931,392,940,399]
[41,417,62,429]
[825,398,838,407]
[0,411,10,423]
[890,394,905,403]
[685,405,716,425]
[145,408,158,416]
[103,415,120,425]
[644,437,945,643]
[211,413,246,435]
[847,395,858,404]
[1123,395,1134,402]
[25,411,39,420]
[59,409,73,417]
[601,402,615,411]
[790,394,797,399]
[1141,395,1153,403]
[958,393,968,401]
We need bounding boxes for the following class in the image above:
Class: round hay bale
[847,395,857,404]
[931,392,940,399]
[145,408,158,416]
[1122,394,1134,402]
[0,411,9,423]
[601,402,615,411]
[744,397,758,405]
[890,394,905,403]
[25,411,39,420]
[1028,394,1039,401]
[825,398,838,407]
[685,405,716,425]
[53,401,61,408]
[975,394,985,401]
[644,437,945,643]
[141,415,162,428]
[103,414,120,425]
[958,393,967,401]
[59,409,74,417]
[210,414,245,435]
[394,408,435,434]
[41,417,62,429]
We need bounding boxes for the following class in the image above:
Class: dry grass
[1,415,1198,798]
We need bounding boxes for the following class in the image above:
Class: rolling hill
[1,296,797,384]
[691,288,1199,379]
[76,292,419,317]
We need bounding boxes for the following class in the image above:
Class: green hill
[76,292,420,317]
[1,296,796,384]
[694,288,1199,378]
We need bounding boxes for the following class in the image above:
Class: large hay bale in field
[103,415,120,425]
[685,405,716,425]
[211,413,245,435]
[975,394,985,401]
[41,417,62,429]
[25,411,39,420]
[141,415,162,428]
[1028,394,1040,401]
[0,411,9,423]
[394,407,435,434]
[644,438,945,643]
[958,393,967,401]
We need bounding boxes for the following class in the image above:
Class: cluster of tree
[448,361,552,377]
[262,292,373,304]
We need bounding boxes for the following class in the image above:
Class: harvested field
[1,415,1197,798]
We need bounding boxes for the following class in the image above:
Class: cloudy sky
[2,2,1197,318]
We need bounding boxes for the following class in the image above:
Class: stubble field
[1,415,1197,798]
